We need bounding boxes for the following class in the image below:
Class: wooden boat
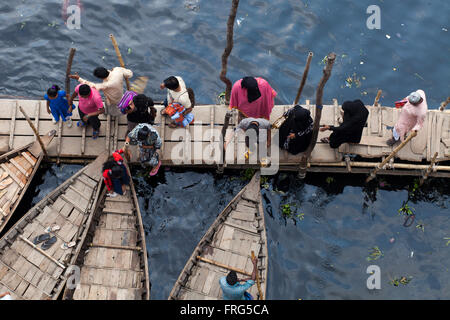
[63,163,150,300]
[0,130,56,234]
[0,151,108,300]
[168,171,268,300]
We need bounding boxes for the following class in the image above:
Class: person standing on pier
[229,76,277,121]
[278,104,314,154]
[124,123,162,176]
[45,85,75,128]
[69,84,105,139]
[69,66,133,117]
[386,90,428,146]
[319,100,369,149]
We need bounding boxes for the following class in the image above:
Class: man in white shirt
[70,67,133,116]
[160,76,193,112]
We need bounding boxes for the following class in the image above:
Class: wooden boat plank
[1,163,25,188]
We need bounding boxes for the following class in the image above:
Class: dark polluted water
[9,164,450,300]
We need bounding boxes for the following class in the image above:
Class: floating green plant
[260,176,269,189]
[398,202,415,216]
[241,168,256,181]
[367,246,383,261]
[325,176,334,185]
[416,222,425,232]
[444,237,450,246]
[390,276,412,287]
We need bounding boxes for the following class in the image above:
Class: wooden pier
[1,98,449,178]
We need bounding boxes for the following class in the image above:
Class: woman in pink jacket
[387,89,428,146]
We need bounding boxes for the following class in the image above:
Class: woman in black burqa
[320,99,369,148]
[278,104,314,154]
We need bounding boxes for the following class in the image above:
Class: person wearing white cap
[387,89,428,146]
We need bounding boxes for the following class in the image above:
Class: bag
[118,91,138,114]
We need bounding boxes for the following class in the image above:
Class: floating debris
[345,73,362,88]
[416,223,425,232]
[414,73,424,81]
[386,34,391,39]
[398,202,415,217]
[444,237,450,246]
[128,48,132,55]
[442,27,448,32]
[325,176,334,184]
[389,237,395,243]
[390,276,412,286]
[367,246,383,261]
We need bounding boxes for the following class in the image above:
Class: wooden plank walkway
[1,99,449,176]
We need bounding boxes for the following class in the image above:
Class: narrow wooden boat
[168,171,268,300]
[0,151,108,300]
[63,163,150,300]
[0,130,56,234]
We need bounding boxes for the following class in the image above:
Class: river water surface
[1,0,449,299]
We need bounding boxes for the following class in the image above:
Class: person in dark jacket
[278,104,313,154]
[125,94,157,134]
[320,100,369,149]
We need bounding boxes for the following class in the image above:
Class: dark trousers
[78,109,101,131]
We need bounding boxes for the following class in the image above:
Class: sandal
[61,241,76,250]
[76,120,85,127]
[149,160,161,176]
[45,225,61,233]
[33,233,51,245]
[321,137,330,144]
[92,130,99,140]
[41,236,57,250]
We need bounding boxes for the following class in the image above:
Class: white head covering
[408,91,422,104]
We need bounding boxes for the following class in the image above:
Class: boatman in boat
[229,76,277,122]
[69,66,133,117]
[219,255,258,300]
[124,123,162,176]
[386,90,428,146]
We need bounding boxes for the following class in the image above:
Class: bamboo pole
[220,0,240,105]
[196,256,252,277]
[440,97,450,111]
[217,111,233,173]
[298,52,337,178]
[419,152,438,186]
[272,52,314,129]
[373,89,382,106]
[294,52,314,105]
[18,106,48,159]
[109,34,131,90]
[251,251,264,300]
[366,130,418,182]
[65,48,76,98]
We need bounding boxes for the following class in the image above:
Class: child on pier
[45,85,74,127]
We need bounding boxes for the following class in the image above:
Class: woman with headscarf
[320,99,369,149]
[278,105,314,154]
[229,76,277,120]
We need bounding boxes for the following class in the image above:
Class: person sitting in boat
[102,150,130,198]
[69,66,133,117]
[219,255,258,300]
[120,93,157,134]
[386,90,428,146]
[69,84,105,140]
[125,124,162,176]
[278,104,313,154]
[160,76,195,114]
[45,85,75,128]
[229,76,277,121]
[320,100,369,149]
